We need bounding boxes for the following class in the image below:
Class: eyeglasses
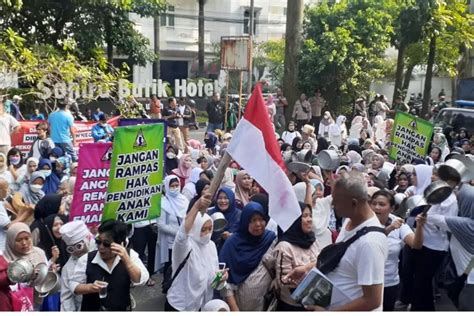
[66,241,86,254]
[95,238,112,248]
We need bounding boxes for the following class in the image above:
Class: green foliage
[0,28,134,114]
[254,39,285,84]
[0,0,166,66]
[299,0,395,109]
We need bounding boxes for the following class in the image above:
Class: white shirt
[167,223,218,311]
[327,215,388,311]
[30,138,55,160]
[384,214,413,287]
[427,214,474,285]
[178,105,185,126]
[0,203,10,252]
[423,193,458,251]
[61,255,83,311]
[312,195,333,249]
[281,130,301,145]
[0,114,19,146]
[70,248,149,296]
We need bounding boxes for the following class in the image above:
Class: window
[243,10,257,35]
[161,5,175,27]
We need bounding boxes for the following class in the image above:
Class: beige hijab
[4,222,46,266]
[235,170,251,206]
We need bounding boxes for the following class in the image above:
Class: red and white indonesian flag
[227,84,300,231]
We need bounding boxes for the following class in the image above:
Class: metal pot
[317,150,340,171]
[210,212,228,233]
[379,162,396,181]
[31,262,49,287]
[438,155,474,183]
[287,161,311,175]
[7,258,35,284]
[35,272,61,298]
[297,149,313,163]
[423,180,452,205]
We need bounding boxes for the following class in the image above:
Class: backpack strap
[169,250,192,285]
[343,226,385,246]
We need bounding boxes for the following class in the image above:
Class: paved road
[132,125,458,312]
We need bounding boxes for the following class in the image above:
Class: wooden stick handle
[208,152,232,199]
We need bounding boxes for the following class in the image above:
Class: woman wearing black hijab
[291,137,303,152]
[30,194,63,245]
[316,137,329,154]
[187,179,211,213]
[36,214,69,268]
[273,202,319,311]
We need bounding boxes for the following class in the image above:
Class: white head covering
[413,165,433,195]
[163,175,189,219]
[60,220,90,245]
[169,212,219,311]
[346,150,362,166]
[293,182,314,203]
[202,299,230,312]
[189,167,203,184]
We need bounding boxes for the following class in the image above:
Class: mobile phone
[219,262,226,270]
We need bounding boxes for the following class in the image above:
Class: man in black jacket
[206,92,224,132]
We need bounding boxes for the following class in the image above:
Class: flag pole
[204,152,232,210]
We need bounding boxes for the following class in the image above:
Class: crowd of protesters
[0,86,472,312]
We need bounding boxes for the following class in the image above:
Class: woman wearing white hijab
[409,164,459,311]
[318,111,334,139]
[165,192,226,311]
[156,175,189,274]
[182,167,203,201]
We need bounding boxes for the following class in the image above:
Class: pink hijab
[172,154,193,180]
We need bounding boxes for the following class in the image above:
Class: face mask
[166,152,176,159]
[9,157,21,165]
[30,184,42,193]
[199,233,212,245]
[41,170,51,178]
[49,157,57,162]
[167,187,180,197]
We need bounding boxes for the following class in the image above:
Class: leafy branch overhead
[0,0,166,66]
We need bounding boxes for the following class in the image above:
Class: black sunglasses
[95,238,112,248]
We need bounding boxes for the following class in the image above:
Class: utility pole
[153,15,160,80]
[198,0,205,77]
[247,0,254,95]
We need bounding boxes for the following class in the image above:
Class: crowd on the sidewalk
[0,87,472,312]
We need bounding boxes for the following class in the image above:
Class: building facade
[129,0,317,90]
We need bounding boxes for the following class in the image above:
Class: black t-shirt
[162,107,179,128]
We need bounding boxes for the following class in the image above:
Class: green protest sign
[389,112,434,164]
[102,123,164,223]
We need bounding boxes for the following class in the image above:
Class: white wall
[370,75,453,102]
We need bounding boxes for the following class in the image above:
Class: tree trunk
[198,0,205,77]
[105,15,114,67]
[421,35,436,118]
[402,64,415,94]
[282,0,304,122]
[393,43,406,102]
[153,16,160,79]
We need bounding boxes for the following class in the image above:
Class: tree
[0,0,166,66]
[0,28,129,111]
[282,0,304,122]
[390,1,429,102]
[420,0,474,117]
[299,0,395,112]
[254,39,285,84]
